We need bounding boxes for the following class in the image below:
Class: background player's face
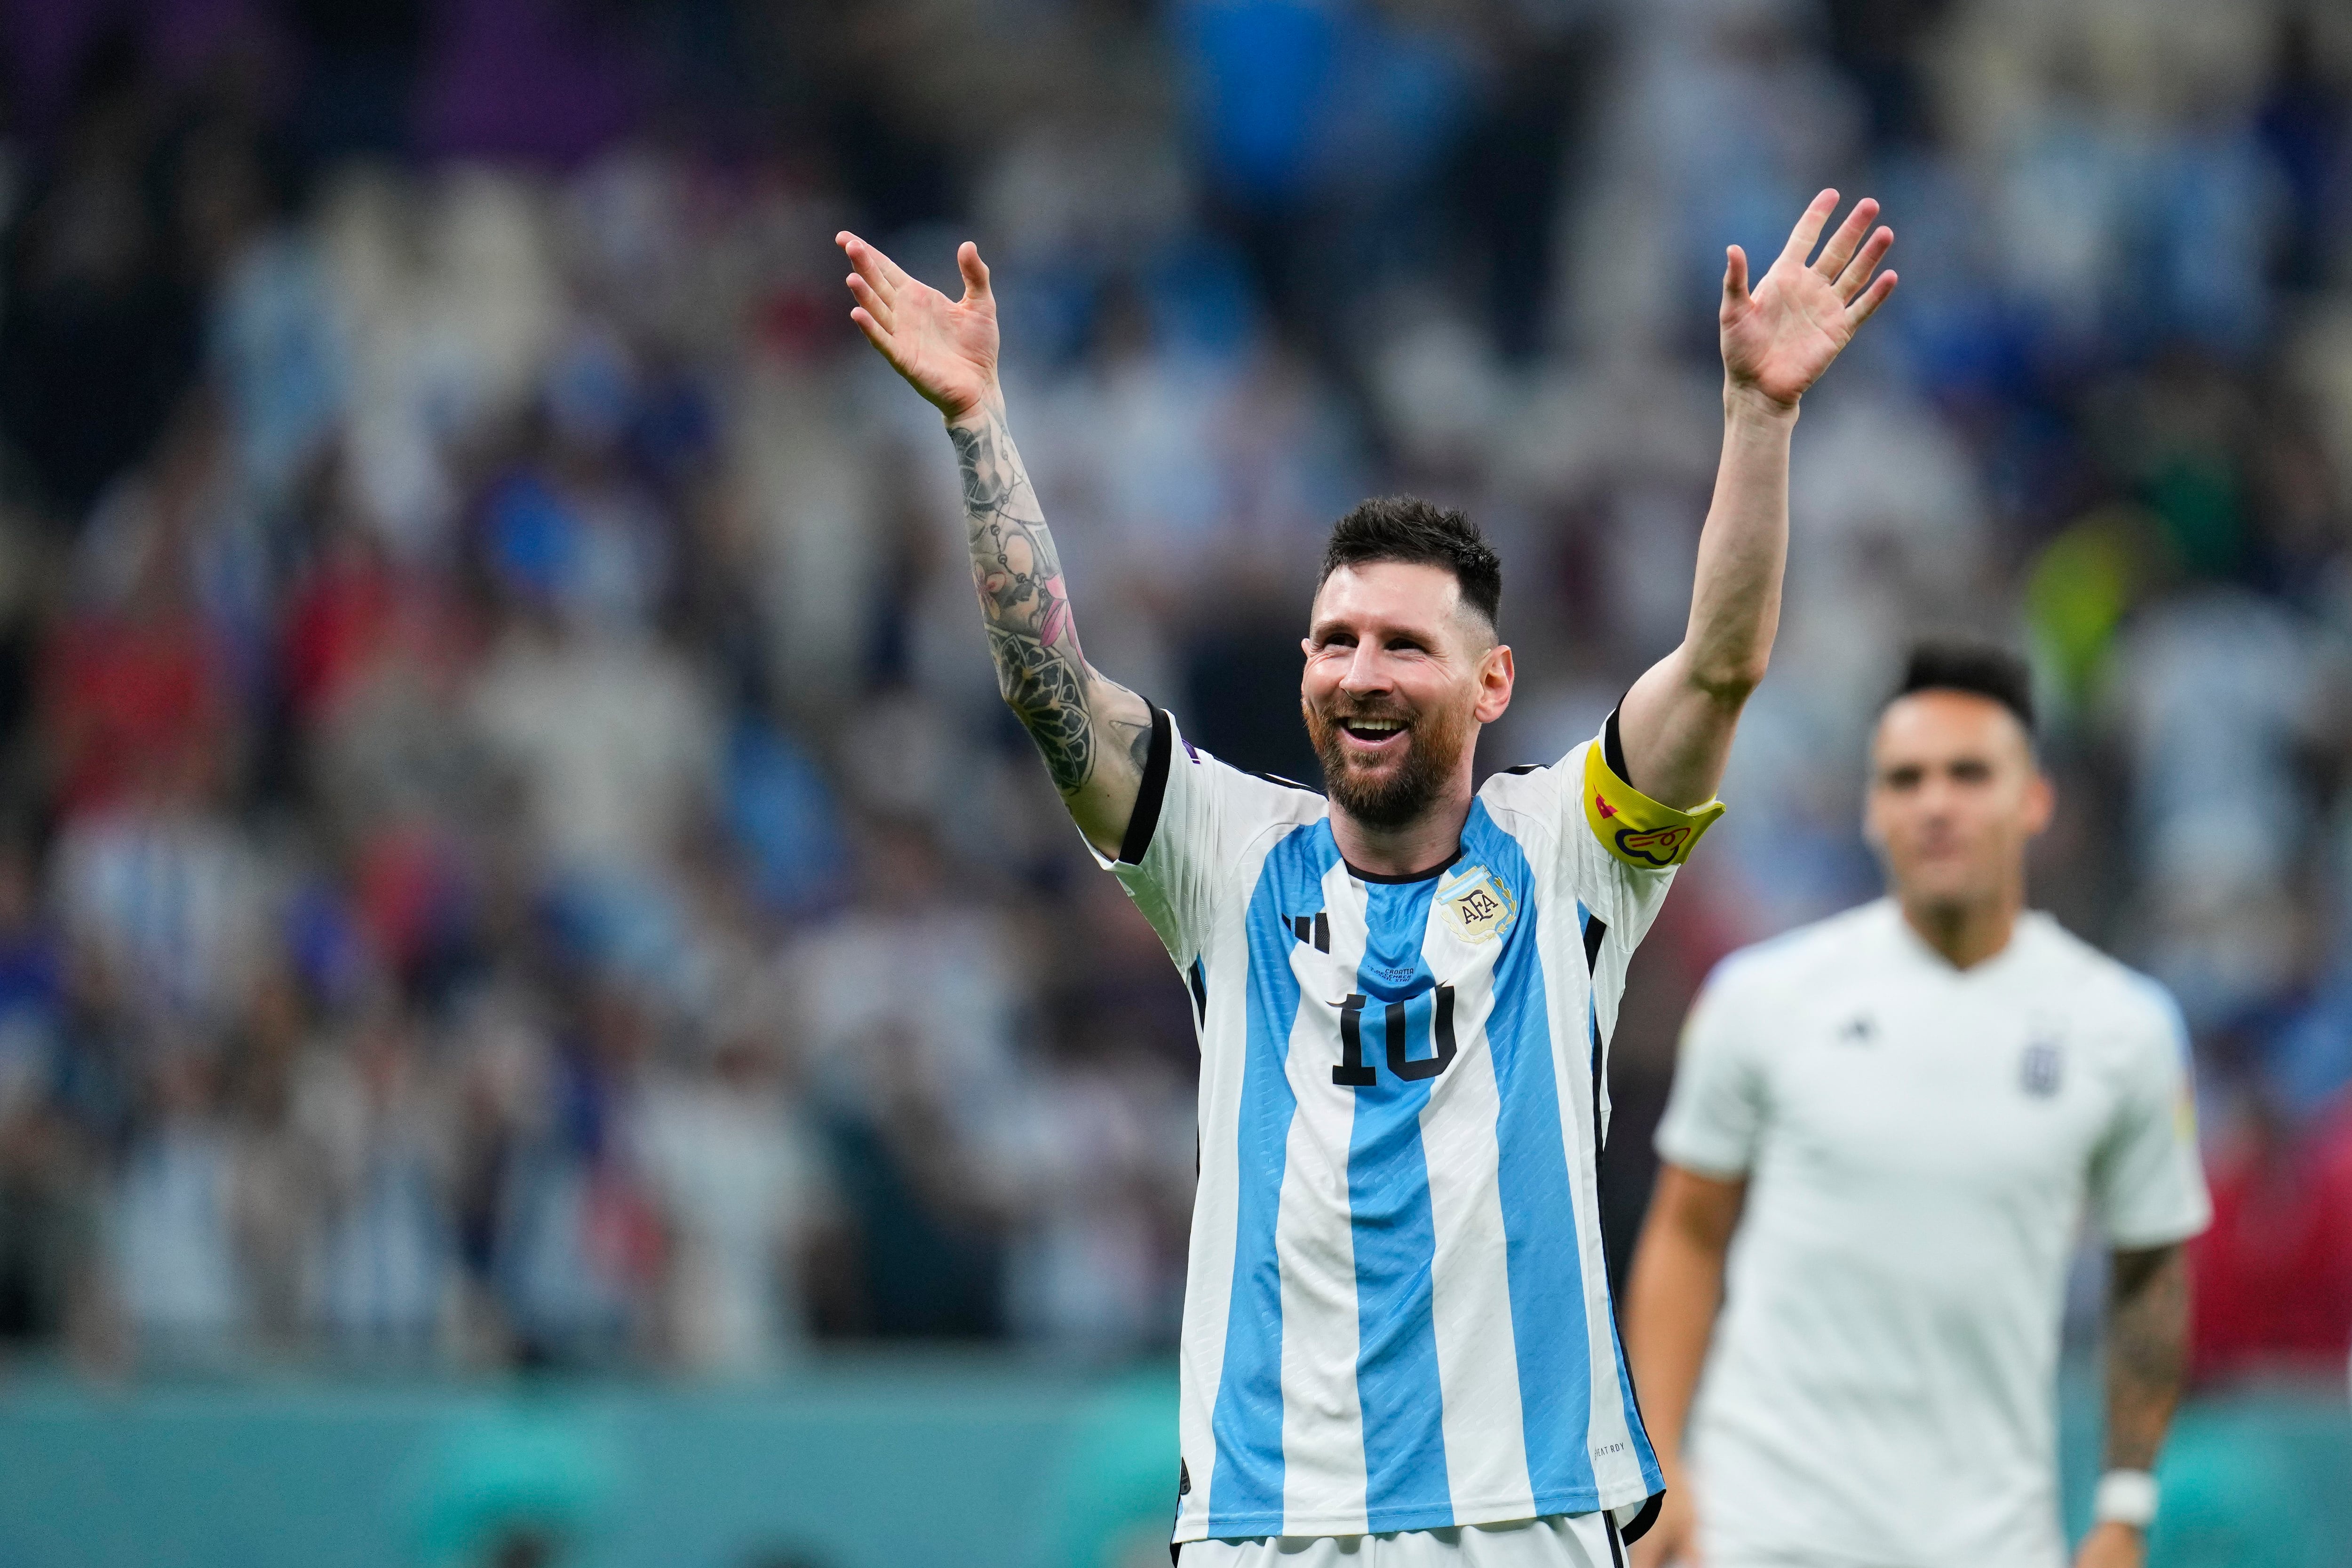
[1301,561,1513,827]
[1865,690,2053,915]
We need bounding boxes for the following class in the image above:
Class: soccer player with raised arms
[1626,644,2211,1568]
[836,190,1896,1565]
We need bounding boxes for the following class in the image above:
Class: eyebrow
[1311,617,1386,639]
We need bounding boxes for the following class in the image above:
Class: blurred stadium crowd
[0,0,2346,1389]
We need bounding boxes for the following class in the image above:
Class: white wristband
[2093,1469,2159,1529]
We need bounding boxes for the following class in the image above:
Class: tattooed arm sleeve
[951,397,1153,856]
[2101,1242,2190,1473]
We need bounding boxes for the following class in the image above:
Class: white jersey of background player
[837,189,1899,1565]
[1627,646,2210,1568]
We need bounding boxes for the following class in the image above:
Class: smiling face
[1865,689,2052,919]
[1301,561,1514,829]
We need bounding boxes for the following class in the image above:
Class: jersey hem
[1174,1487,1643,1543]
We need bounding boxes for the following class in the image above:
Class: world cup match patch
[1437,863,1518,943]
[1581,741,1727,869]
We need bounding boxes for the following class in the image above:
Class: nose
[1913,773,1964,825]
[1338,641,1391,696]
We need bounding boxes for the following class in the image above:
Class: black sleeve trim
[1116,705,1173,866]
[1604,702,1630,783]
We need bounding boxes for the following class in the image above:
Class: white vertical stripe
[1176,831,1284,1537]
[1417,911,1536,1520]
[1276,858,1372,1533]
[1535,846,1643,1497]
[1587,929,1654,1501]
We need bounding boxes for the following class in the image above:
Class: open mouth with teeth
[1339,716,1410,746]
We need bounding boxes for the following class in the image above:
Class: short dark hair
[1890,640,2036,734]
[1319,496,1502,632]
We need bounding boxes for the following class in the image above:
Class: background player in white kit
[835,190,1897,1564]
[1625,645,2211,1568]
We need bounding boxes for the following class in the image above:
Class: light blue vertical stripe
[1611,1307,1666,1492]
[1349,874,1453,1530]
[1462,803,1599,1511]
[1207,822,1338,1534]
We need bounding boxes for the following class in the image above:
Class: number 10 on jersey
[1335,986,1458,1086]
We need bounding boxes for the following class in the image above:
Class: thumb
[958,241,992,303]
[1722,245,1749,315]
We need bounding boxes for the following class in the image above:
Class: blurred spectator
[40,421,237,823]
[2190,1096,2352,1385]
[300,994,453,1354]
[113,1047,241,1362]
[633,983,836,1375]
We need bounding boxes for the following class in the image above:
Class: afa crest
[1437,864,1518,944]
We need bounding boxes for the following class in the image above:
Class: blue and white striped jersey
[1104,708,1722,1545]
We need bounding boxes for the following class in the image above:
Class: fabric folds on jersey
[1208,820,1340,1530]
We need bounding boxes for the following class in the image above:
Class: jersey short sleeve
[1578,710,1727,875]
[1653,955,1770,1178]
[1096,707,1322,968]
[1485,711,1729,951]
[2088,983,2213,1249]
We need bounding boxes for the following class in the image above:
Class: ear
[2020,768,2055,838]
[1473,643,1514,725]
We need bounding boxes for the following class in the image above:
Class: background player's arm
[1624,1162,1748,1568]
[1618,191,1897,808]
[838,232,1152,858]
[2075,1243,2190,1568]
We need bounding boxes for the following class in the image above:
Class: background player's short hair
[1890,640,2036,736]
[1319,496,1502,632]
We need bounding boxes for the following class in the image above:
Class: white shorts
[1180,1513,1623,1567]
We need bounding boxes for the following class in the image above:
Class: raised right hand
[837,232,1000,422]
[1629,1482,1705,1568]
[1717,189,1895,411]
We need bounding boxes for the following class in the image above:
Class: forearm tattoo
[952,408,1102,795]
[2104,1245,2190,1471]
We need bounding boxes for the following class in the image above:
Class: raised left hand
[2072,1522,2146,1568]
[1720,189,1897,410]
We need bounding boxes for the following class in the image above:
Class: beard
[1303,696,1474,829]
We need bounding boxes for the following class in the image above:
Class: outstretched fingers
[1836,225,1894,303]
[846,302,897,359]
[1811,197,1879,279]
[1778,189,1839,266]
[1845,268,1899,329]
[836,230,910,301]
[846,270,895,333]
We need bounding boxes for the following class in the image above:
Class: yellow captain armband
[1581,740,1727,870]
